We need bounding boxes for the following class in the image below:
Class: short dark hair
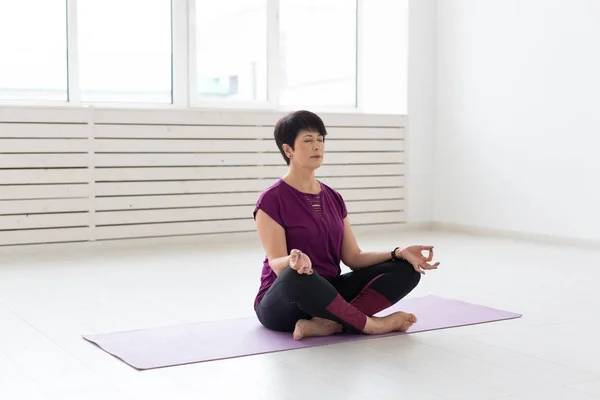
[273,110,328,165]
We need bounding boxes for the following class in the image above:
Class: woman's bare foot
[293,317,343,340]
[364,311,417,335]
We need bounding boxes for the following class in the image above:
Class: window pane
[195,0,267,102]
[78,0,172,103]
[279,0,356,108]
[361,0,408,114]
[0,0,67,101]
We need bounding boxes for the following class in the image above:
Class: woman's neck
[283,166,320,194]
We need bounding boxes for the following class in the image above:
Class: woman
[253,110,440,340]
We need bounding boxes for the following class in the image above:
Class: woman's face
[288,130,324,168]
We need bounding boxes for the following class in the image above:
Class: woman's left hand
[397,245,439,275]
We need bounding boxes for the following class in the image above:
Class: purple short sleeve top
[253,178,348,308]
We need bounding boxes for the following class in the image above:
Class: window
[194,0,268,102]
[278,0,357,108]
[77,0,172,103]
[0,0,408,113]
[360,0,408,114]
[0,0,68,101]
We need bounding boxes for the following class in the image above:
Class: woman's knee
[396,260,422,286]
[379,262,421,297]
[279,265,320,284]
[276,266,327,297]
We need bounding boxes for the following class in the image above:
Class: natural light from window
[0,0,408,114]
[360,0,408,114]
[195,0,268,102]
[279,0,356,108]
[78,0,172,103]
[0,0,67,101]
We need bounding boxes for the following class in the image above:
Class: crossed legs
[255,260,421,339]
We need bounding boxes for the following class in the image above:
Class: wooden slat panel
[346,200,403,213]
[0,123,89,138]
[94,125,273,139]
[0,107,406,127]
[349,211,406,225]
[95,188,404,211]
[0,154,88,168]
[96,218,256,240]
[96,200,403,226]
[95,138,271,153]
[94,139,401,153]
[319,176,404,189]
[0,139,88,153]
[0,109,407,246]
[0,107,88,123]
[0,198,89,215]
[94,164,405,182]
[0,108,89,124]
[338,187,404,201]
[94,125,404,140]
[320,164,405,177]
[0,227,89,246]
[325,152,405,165]
[92,108,405,127]
[95,180,268,196]
[95,152,403,167]
[328,140,403,152]
[92,109,284,126]
[95,211,405,241]
[0,184,89,200]
[0,169,89,184]
[96,206,253,226]
[95,166,285,181]
[321,114,406,128]
[96,192,260,211]
[95,176,402,197]
[0,213,88,230]
[95,153,280,167]
[327,127,404,139]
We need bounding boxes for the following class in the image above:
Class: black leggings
[255,260,421,333]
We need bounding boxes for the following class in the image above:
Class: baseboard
[432,222,600,250]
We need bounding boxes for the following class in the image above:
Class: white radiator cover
[0,106,406,247]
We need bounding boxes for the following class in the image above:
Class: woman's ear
[282,144,292,158]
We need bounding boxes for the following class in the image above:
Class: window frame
[0,0,377,114]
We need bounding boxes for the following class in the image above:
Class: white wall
[434,0,600,241]
[406,0,437,224]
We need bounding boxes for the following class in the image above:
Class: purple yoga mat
[82,295,521,370]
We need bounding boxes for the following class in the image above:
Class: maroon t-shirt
[253,178,348,308]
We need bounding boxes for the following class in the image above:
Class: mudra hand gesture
[397,245,439,275]
[290,249,313,275]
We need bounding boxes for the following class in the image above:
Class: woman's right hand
[289,249,313,275]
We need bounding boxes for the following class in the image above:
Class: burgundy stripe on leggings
[349,275,393,316]
[324,293,368,331]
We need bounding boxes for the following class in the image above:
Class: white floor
[1,227,600,400]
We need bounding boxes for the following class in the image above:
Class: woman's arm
[255,209,292,275]
[340,217,397,269]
